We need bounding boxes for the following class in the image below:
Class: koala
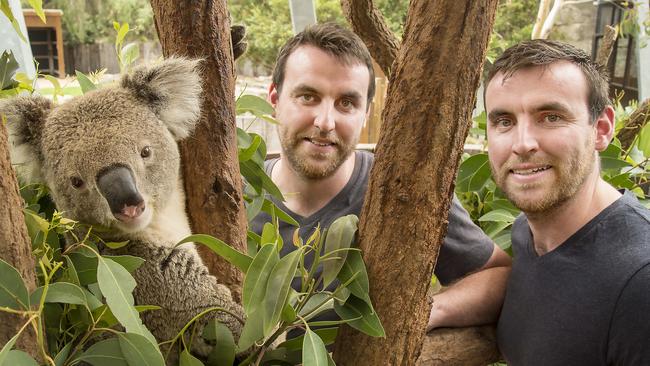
[1,58,245,361]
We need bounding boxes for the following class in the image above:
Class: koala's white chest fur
[130,179,203,264]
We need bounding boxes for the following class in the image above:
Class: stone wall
[549,1,598,54]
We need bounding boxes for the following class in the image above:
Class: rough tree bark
[0,121,40,358]
[618,98,650,151]
[333,0,499,365]
[340,0,399,76]
[149,0,247,299]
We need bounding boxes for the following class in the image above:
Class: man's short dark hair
[272,22,376,108]
[485,39,610,122]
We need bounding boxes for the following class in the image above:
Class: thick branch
[333,0,499,364]
[416,326,501,366]
[0,120,40,358]
[149,0,247,300]
[618,99,650,151]
[340,0,399,76]
[596,25,618,67]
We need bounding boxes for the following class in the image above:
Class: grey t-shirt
[497,191,650,365]
[250,150,494,286]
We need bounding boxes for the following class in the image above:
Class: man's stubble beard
[491,136,596,216]
[279,126,358,179]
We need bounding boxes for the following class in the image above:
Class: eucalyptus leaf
[67,252,98,285]
[236,94,275,116]
[456,153,491,192]
[54,342,72,366]
[76,70,97,94]
[0,258,29,310]
[237,307,264,351]
[0,330,21,365]
[322,215,358,288]
[245,193,264,222]
[120,42,140,69]
[0,5,26,42]
[105,255,144,273]
[74,338,128,366]
[336,250,370,305]
[104,241,129,250]
[179,349,204,366]
[302,329,328,366]
[240,159,284,199]
[203,320,236,366]
[263,249,302,336]
[178,234,252,272]
[261,199,299,226]
[277,327,337,351]
[478,209,516,223]
[333,295,385,337]
[30,282,102,310]
[239,134,262,162]
[0,50,20,90]
[97,257,155,344]
[242,244,279,313]
[4,350,39,366]
[26,0,45,22]
[117,332,164,366]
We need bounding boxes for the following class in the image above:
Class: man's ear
[594,105,616,151]
[268,83,279,117]
[0,95,52,183]
[121,57,203,141]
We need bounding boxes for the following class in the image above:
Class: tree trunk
[149,0,247,300]
[416,326,500,366]
[340,0,399,77]
[0,120,40,358]
[333,0,498,365]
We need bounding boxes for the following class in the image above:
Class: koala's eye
[140,146,152,158]
[70,177,84,189]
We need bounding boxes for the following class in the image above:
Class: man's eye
[495,118,512,128]
[544,114,561,123]
[299,94,314,103]
[340,99,353,109]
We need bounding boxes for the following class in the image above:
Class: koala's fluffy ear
[121,57,203,140]
[1,95,52,183]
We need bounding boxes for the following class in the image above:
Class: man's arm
[426,244,511,330]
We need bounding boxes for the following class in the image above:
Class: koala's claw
[231,24,247,60]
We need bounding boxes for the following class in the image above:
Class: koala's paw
[231,24,247,60]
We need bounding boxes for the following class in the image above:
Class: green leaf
[242,244,279,313]
[483,221,511,239]
[93,304,161,328]
[26,0,45,22]
[0,331,21,365]
[120,42,140,69]
[179,349,204,366]
[277,327,337,351]
[298,293,333,319]
[74,338,128,366]
[600,156,631,172]
[23,208,49,233]
[0,258,29,310]
[478,209,516,223]
[115,23,129,46]
[97,257,155,344]
[336,250,370,305]
[118,332,164,366]
[67,252,98,285]
[236,94,275,116]
[263,249,302,336]
[456,153,491,192]
[76,70,97,94]
[322,215,358,288]
[30,282,102,310]
[239,134,262,162]
[260,222,278,246]
[105,255,144,273]
[0,50,20,90]
[261,199,299,226]
[245,194,264,223]
[4,350,39,366]
[237,307,264,351]
[105,241,129,250]
[334,295,385,337]
[54,342,72,366]
[203,320,236,366]
[302,329,329,366]
[177,234,252,272]
[240,159,284,200]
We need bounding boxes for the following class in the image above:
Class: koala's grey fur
[2,58,244,361]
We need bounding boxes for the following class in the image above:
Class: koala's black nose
[96,165,145,221]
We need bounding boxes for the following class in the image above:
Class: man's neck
[527,175,622,256]
[272,152,357,217]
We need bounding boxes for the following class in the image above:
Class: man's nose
[512,120,539,156]
[313,103,335,133]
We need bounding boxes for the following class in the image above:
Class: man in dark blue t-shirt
[251,22,511,333]
[485,39,650,365]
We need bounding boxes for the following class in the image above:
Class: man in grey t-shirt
[251,23,511,331]
[485,40,650,365]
